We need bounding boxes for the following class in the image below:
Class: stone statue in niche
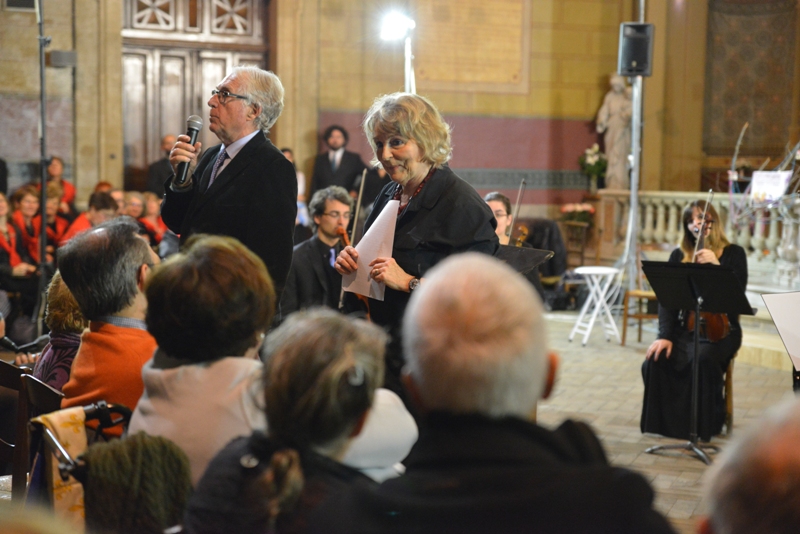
[596,74,632,190]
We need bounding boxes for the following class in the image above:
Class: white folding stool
[568,266,621,346]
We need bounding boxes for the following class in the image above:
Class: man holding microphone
[162,66,296,301]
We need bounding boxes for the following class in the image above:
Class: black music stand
[641,261,753,464]
[496,245,554,275]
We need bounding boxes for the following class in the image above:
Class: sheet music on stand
[761,292,800,370]
[749,171,792,206]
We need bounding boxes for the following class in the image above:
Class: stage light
[380,11,415,41]
[380,11,417,93]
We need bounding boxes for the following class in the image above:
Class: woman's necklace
[394,166,436,216]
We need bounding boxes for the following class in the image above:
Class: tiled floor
[541,312,795,534]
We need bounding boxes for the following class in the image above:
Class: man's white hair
[232,66,284,133]
[703,398,800,534]
[402,252,548,418]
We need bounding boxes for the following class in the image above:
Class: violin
[686,193,730,343]
[513,224,529,248]
[337,227,371,321]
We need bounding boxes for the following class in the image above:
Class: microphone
[174,115,203,187]
[0,336,19,353]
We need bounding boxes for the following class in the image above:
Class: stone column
[74,0,124,202]
[274,0,320,186]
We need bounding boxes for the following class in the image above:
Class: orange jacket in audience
[61,322,157,435]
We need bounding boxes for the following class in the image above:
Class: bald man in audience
[58,217,159,428]
[329,253,676,533]
[699,398,800,534]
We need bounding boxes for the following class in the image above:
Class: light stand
[380,12,416,94]
[610,2,652,310]
[35,0,51,336]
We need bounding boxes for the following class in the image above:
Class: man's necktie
[330,153,338,173]
[329,248,337,267]
[207,149,229,190]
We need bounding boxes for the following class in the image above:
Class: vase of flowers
[579,143,607,195]
[560,203,596,226]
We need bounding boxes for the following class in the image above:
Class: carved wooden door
[121,0,269,190]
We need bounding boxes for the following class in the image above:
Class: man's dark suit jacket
[280,235,340,318]
[310,150,366,197]
[161,131,297,298]
[147,157,172,197]
[325,413,677,534]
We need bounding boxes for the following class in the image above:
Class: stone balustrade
[596,189,800,287]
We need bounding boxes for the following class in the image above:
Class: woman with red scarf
[139,192,168,246]
[0,192,38,319]
[10,185,43,264]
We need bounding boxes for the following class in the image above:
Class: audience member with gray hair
[699,398,800,534]
[59,217,160,424]
[328,253,676,533]
[163,66,296,302]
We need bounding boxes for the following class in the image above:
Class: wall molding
[452,168,589,190]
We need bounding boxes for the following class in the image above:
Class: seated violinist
[484,191,544,300]
[641,200,747,441]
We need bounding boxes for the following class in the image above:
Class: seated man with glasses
[162,66,296,303]
[281,186,353,318]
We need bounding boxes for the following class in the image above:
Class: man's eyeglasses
[322,211,351,220]
[211,89,248,105]
[493,210,509,218]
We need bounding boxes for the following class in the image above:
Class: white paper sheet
[342,199,399,301]
[762,292,800,369]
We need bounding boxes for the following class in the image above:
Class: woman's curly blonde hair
[45,271,88,334]
[363,92,452,167]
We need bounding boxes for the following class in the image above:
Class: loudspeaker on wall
[618,23,654,77]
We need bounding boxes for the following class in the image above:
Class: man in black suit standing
[281,185,352,318]
[146,134,176,197]
[310,125,366,198]
[162,66,296,300]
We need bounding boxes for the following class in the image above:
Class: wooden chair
[621,289,659,345]
[22,375,64,417]
[562,221,590,269]
[724,360,734,436]
[0,359,31,503]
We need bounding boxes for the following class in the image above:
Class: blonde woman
[335,93,499,394]
[641,200,747,441]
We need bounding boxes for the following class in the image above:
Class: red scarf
[11,211,41,263]
[46,216,70,244]
[0,222,22,267]
[139,216,167,244]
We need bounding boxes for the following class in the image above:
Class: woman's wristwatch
[408,277,421,292]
